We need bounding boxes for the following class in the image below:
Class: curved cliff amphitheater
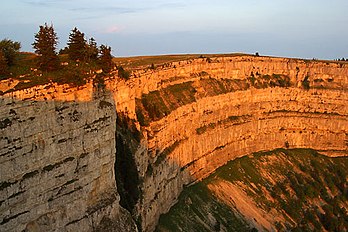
[1,55,347,231]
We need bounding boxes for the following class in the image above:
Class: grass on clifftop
[113,53,248,70]
[1,52,111,93]
[156,149,348,232]
[114,53,347,70]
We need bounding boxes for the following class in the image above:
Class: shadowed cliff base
[156,149,348,232]
[114,113,142,226]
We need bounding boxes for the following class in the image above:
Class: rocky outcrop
[109,55,348,231]
[0,82,136,231]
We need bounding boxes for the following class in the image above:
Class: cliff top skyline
[1,0,347,59]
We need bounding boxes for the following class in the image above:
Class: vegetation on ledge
[157,149,348,231]
[135,74,291,126]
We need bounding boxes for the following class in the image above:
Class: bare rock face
[111,56,348,119]
[109,56,348,231]
[0,83,136,231]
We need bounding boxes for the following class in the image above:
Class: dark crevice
[114,113,142,229]
[1,210,30,225]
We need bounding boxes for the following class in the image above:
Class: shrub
[136,109,149,126]
[302,76,310,90]
[118,66,131,79]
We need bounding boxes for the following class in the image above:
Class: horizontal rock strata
[109,56,348,231]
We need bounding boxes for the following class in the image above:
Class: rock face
[109,56,348,231]
[0,55,347,232]
[0,83,136,231]
[112,56,348,119]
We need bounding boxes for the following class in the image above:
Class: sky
[1,0,347,59]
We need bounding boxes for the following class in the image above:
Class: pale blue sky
[1,0,347,58]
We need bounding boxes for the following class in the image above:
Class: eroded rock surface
[0,83,136,231]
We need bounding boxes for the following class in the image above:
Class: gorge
[1,55,347,231]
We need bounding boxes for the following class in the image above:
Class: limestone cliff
[0,55,347,232]
[0,82,136,231]
[109,55,348,231]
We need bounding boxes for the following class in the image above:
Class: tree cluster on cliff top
[33,24,114,73]
[64,27,99,63]
[0,23,116,89]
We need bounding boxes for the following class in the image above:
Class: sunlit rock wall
[0,83,136,231]
[109,56,348,231]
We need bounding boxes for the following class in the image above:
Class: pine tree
[0,50,8,76]
[99,44,113,72]
[86,37,98,62]
[67,27,87,61]
[32,23,59,71]
[0,39,21,66]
